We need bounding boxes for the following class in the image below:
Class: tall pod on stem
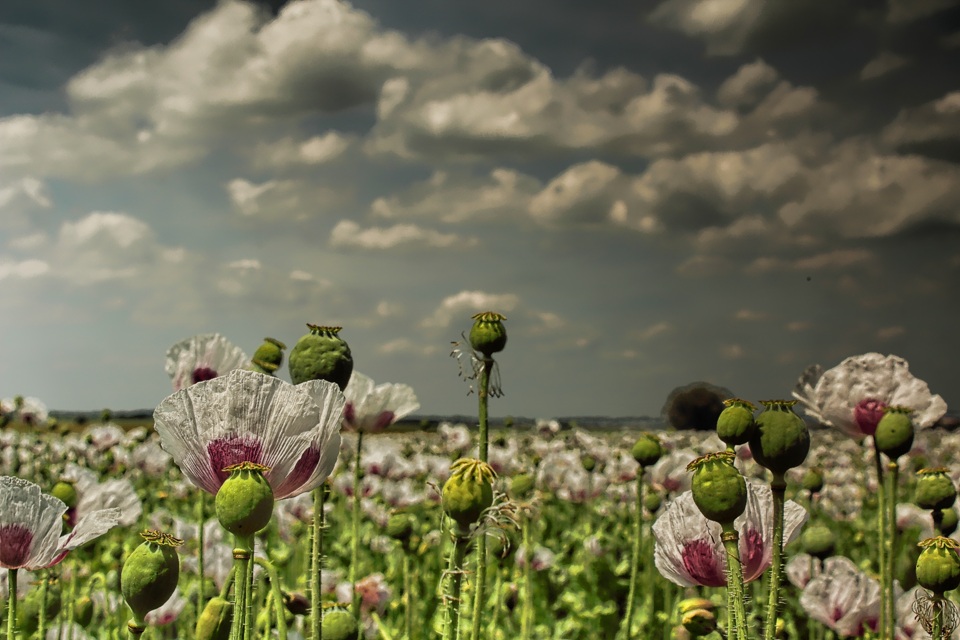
[914,537,960,640]
[687,451,748,640]
[466,311,506,640]
[748,399,810,640]
[874,405,915,640]
[289,322,354,630]
[621,433,662,639]
[215,461,275,640]
[440,458,495,640]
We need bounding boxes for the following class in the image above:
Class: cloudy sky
[2,0,959,418]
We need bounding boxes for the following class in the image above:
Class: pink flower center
[207,436,264,485]
[854,398,887,436]
[192,366,218,384]
[681,538,726,587]
[0,523,34,568]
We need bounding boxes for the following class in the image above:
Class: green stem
[884,462,898,640]
[442,531,470,640]
[254,557,288,640]
[244,540,256,640]
[311,485,325,640]
[872,441,887,636]
[622,467,646,639]
[198,491,207,626]
[351,430,364,620]
[7,568,18,640]
[764,474,786,640]
[932,594,944,640]
[403,552,413,640]
[230,537,253,640]
[489,568,503,640]
[38,573,49,640]
[520,519,533,640]
[721,525,748,640]
[470,358,493,640]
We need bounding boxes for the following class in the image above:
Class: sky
[1,0,959,419]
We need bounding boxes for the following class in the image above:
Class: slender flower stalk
[520,519,533,640]
[7,567,18,640]
[623,434,662,639]
[873,442,888,635]
[231,537,253,640]
[442,530,471,640]
[351,431,364,619]
[255,557,288,640]
[884,461,898,640]
[721,525,748,640]
[764,473,786,640]
[198,491,207,626]
[311,484,325,640]
[403,552,413,640]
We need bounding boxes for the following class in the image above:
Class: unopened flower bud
[121,530,182,623]
[941,507,959,536]
[631,433,663,467]
[288,324,354,390]
[250,337,286,374]
[681,608,717,636]
[51,480,77,508]
[716,398,756,447]
[386,512,415,543]
[644,491,662,513]
[801,523,836,559]
[688,452,747,525]
[581,454,596,472]
[874,406,915,459]
[322,607,359,640]
[215,462,274,537]
[195,596,233,640]
[509,473,535,500]
[801,468,824,493]
[469,312,507,357]
[73,595,94,627]
[749,400,810,475]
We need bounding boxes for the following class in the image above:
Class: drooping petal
[342,371,419,432]
[0,477,65,570]
[39,507,122,569]
[652,490,725,587]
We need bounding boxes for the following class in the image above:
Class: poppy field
[0,319,957,640]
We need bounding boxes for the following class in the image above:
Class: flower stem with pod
[622,433,663,639]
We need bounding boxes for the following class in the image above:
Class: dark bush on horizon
[661,381,734,431]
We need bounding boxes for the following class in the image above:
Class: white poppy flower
[153,369,344,499]
[164,333,249,391]
[342,372,419,433]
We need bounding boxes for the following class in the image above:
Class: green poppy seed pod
[195,596,233,640]
[631,433,663,467]
[749,400,810,475]
[581,454,597,472]
[73,595,94,627]
[874,406,915,459]
[322,607,359,640]
[681,608,718,637]
[250,337,286,374]
[120,530,183,622]
[688,452,747,525]
[916,537,960,594]
[469,311,507,357]
[801,523,836,559]
[801,468,824,493]
[215,462,275,536]
[916,468,957,511]
[644,490,662,513]
[941,507,959,536]
[386,512,415,542]
[677,597,717,615]
[442,458,495,533]
[716,398,756,447]
[509,473,536,499]
[288,324,354,390]
[51,480,77,508]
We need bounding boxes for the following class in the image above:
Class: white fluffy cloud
[329,220,475,250]
[371,168,541,223]
[225,177,350,220]
[420,290,520,329]
[248,132,354,168]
